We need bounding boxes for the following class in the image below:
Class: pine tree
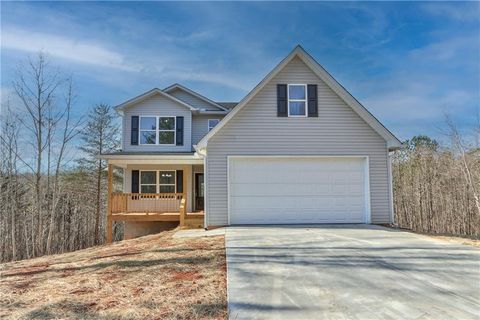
[79,104,120,244]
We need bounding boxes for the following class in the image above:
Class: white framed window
[139,170,176,193]
[139,116,176,145]
[208,119,220,131]
[159,117,176,145]
[140,171,157,193]
[159,171,176,193]
[139,117,157,144]
[287,84,307,117]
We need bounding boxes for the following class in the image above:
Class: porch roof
[98,151,204,167]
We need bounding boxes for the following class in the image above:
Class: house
[100,45,402,242]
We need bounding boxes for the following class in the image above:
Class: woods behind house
[393,133,480,237]
[1,54,479,263]
[1,54,121,262]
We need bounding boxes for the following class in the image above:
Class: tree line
[392,131,479,238]
[0,54,122,262]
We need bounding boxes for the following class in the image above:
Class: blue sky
[1,1,479,142]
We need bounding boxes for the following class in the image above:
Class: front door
[195,173,204,211]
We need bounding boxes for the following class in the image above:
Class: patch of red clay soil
[60,267,76,278]
[12,281,33,293]
[4,262,50,277]
[69,288,95,295]
[170,270,203,282]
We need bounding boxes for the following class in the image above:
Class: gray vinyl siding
[192,115,225,146]
[206,56,391,226]
[168,88,224,111]
[122,95,192,152]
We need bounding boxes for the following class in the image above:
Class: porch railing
[111,193,184,214]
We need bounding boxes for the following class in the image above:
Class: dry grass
[0,230,227,320]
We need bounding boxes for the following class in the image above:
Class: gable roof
[163,83,229,111]
[115,88,198,113]
[196,45,403,151]
[215,102,238,110]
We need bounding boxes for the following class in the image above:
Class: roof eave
[163,83,229,111]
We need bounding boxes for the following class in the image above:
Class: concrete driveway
[226,225,480,320]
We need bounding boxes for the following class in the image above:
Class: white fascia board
[197,45,403,149]
[163,83,229,111]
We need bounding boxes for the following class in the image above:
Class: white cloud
[421,3,480,22]
[1,27,141,72]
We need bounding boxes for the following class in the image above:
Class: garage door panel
[230,183,362,197]
[231,196,364,211]
[229,157,368,224]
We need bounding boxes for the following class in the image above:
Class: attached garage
[228,157,370,224]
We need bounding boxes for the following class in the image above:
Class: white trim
[163,83,229,111]
[226,155,372,225]
[196,45,402,151]
[387,152,394,224]
[207,119,220,131]
[287,84,307,117]
[138,116,176,146]
[115,88,198,112]
[364,156,372,224]
[204,156,209,228]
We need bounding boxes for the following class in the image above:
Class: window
[139,170,176,193]
[159,171,176,193]
[208,119,220,131]
[159,117,175,145]
[139,116,176,145]
[140,171,157,193]
[288,84,307,117]
[139,117,156,144]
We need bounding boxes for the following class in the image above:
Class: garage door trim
[227,155,371,225]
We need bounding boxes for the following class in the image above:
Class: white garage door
[228,157,369,224]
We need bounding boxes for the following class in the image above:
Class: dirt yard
[0,230,226,320]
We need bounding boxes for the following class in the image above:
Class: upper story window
[140,117,157,144]
[159,117,175,145]
[139,116,176,145]
[288,84,307,117]
[208,119,220,131]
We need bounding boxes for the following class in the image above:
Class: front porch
[103,153,205,243]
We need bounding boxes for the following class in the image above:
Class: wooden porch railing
[111,193,184,214]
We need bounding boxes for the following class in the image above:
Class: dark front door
[195,173,204,211]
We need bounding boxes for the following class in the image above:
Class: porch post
[180,165,189,227]
[106,163,113,243]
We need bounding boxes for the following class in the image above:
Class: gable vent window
[288,84,307,117]
[208,119,220,131]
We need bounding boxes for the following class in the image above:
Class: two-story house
[100,45,402,242]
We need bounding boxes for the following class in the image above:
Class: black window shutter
[307,84,318,117]
[176,116,184,146]
[131,116,139,145]
[132,170,139,193]
[176,170,183,193]
[277,84,288,117]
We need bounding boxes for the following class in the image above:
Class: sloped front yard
[0,231,226,320]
